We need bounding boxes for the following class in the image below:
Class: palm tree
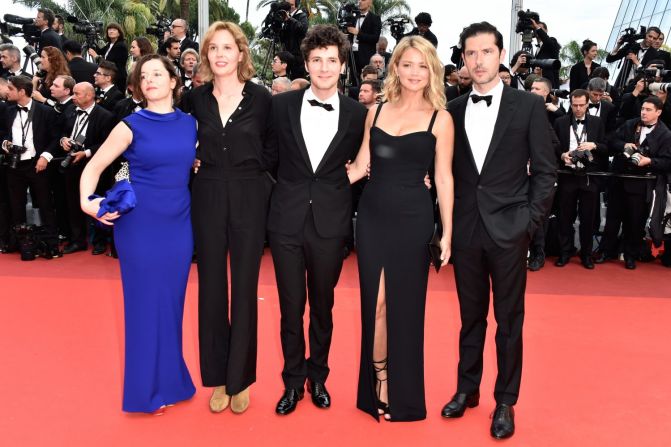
[372,0,411,27]
[559,40,609,80]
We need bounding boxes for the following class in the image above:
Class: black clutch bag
[427,227,442,273]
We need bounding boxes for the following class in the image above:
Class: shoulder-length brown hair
[382,36,446,110]
[42,46,71,87]
[133,36,154,57]
[199,21,255,82]
[131,54,182,106]
[105,22,125,42]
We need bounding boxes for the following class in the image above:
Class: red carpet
[1,250,670,446]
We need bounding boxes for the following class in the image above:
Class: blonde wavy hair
[382,36,446,110]
[200,21,255,82]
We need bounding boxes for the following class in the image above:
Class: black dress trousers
[452,218,527,406]
[6,159,56,232]
[192,165,272,394]
[269,209,345,389]
[557,174,600,257]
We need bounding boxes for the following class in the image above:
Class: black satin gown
[356,103,438,421]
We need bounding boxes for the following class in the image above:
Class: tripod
[259,36,281,87]
[341,33,359,90]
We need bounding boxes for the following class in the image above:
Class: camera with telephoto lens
[550,89,570,99]
[2,14,41,46]
[569,149,594,170]
[259,1,291,40]
[649,82,671,94]
[67,15,103,48]
[60,140,85,172]
[1,141,27,169]
[386,17,410,42]
[22,45,43,73]
[623,140,650,166]
[338,2,362,33]
[146,15,172,38]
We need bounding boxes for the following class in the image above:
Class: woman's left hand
[439,235,451,267]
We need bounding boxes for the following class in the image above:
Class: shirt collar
[101,84,113,94]
[60,96,73,105]
[76,103,95,114]
[471,79,504,98]
[304,88,339,111]
[19,99,33,111]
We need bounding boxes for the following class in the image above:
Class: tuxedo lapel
[481,87,515,174]
[315,94,351,173]
[451,98,478,173]
[287,90,313,173]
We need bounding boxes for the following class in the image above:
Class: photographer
[369,53,385,79]
[498,64,512,86]
[347,0,381,80]
[93,61,124,112]
[570,40,601,92]
[53,14,67,46]
[604,96,671,269]
[34,8,62,53]
[530,77,566,125]
[617,59,667,123]
[510,50,531,90]
[652,32,671,68]
[404,12,437,48]
[376,36,391,66]
[164,37,183,75]
[530,19,561,88]
[88,23,128,91]
[591,66,621,109]
[58,82,114,255]
[32,47,71,106]
[445,66,472,102]
[279,0,308,79]
[2,76,60,258]
[271,51,292,78]
[62,40,97,84]
[606,26,660,89]
[587,77,617,134]
[159,19,199,57]
[0,44,29,79]
[553,89,608,269]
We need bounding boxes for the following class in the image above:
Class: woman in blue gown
[80,55,196,414]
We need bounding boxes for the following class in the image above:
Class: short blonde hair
[382,36,446,110]
[200,21,255,82]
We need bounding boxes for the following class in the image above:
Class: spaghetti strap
[373,102,384,127]
[427,110,439,133]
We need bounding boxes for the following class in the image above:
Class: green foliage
[559,40,609,80]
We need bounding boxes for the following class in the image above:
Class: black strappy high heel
[373,358,391,421]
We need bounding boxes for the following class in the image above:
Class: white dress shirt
[11,100,36,161]
[70,103,96,158]
[568,119,586,151]
[301,88,340,172]
[352,13,368,52]
[587,102,601,117]
[465,79,504,173]
[640,123,655,145]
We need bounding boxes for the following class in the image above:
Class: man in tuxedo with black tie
[607,26,661,90]
[347,0,381,81]
[159,19,199,57]
[59,82,114,255]
[267,24,367,416]
[2,76,61,257]
[34,8,62,53]
[441,22,556,439]
[0,45,30,79]
[587,78,617,134]
[93,61,124,112]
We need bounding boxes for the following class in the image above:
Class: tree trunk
[181,0,190,20]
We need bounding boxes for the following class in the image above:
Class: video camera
[22,45,44,75]
[1,142,28,170]
[338,2,362,33]
[514,11,560,73]
[67,15,102,47]
[2,14,41,46]
[146,15,172,38]
[620,26,647,49]
[386,17,410,42]
[259,1,291,40]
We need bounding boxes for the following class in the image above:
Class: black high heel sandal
[373,358,391,421]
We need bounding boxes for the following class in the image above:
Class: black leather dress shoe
[580,256,595,270]
[625,257,636,269]
[62,242,87,254]
[491,404,515,439]
[92,243,107,255]
[554,256,570,267]
[275,388,304,415]
[441,392,479,418]
[307,381,331,409]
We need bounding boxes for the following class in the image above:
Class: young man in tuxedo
[347,0,381,81]
[0,45,30,79]
[553,89,608,269]
[267,24,368,416]
[58,82,114,255]
[1,76,61,257]
[93,61,124,112]
[441,22,556,439]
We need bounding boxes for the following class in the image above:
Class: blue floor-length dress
[114,108,197,413]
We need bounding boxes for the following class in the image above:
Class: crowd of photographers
[1,3,671,269]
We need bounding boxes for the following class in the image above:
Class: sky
[4,0,620,65]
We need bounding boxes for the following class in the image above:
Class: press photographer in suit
[94,61,124,112]
[159,19,199,56]
[529,18,561,88]
[34,8,62,53]
[586,77,617,134]
[2,76,61,257]
[607,27,660,91]
[63,40,98,85]
[553,89,607,269]
[347,0,382,80]
[279,0,309,79]
[404,12,438,48]
[58,82,114,254]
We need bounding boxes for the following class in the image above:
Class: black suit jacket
[606,44,659,88]
[60,105,114,156]
[591,99,617,133]
[404,28,438,47]
[38,28,62,53]
[4,102,60,158]
[267,89,367,238]
[159,37,200,56]
[534,28,561,88]
[68,57,98,84]
[447,86,557,249]
[355,13,382,66]
[569,61,601,92]
[96,41,129,88]
[553,114,608,175]
[446,85,471,103]
[610,119,671,177]
[96,85,125,112]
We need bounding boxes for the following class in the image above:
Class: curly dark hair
[300,24,350,64]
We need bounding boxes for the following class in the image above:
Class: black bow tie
[643,123,655,128]
[17,106,29,113]
[308,99,334,112]
[470,95,493,106]
[575,119,585,125]
[76,109,88,116]
[589,103,600,109]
